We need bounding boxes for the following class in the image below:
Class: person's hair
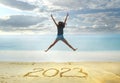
[58,21,65,28]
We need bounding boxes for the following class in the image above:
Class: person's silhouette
[45,13,77,52]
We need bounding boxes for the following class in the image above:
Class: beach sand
[0,62,120,83]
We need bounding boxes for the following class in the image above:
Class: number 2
[60,68,71,77]
[24,68,44,77]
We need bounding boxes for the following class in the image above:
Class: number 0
[43,68,59,77]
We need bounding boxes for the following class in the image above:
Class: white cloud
[0,0,37,11]
[0,0,120,34]
[41,0,120,12]
[0,15,47,32]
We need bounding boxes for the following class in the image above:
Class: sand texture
[0,62,120,83]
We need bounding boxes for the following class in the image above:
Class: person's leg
[45,39,58,52]
[62,39,77,51]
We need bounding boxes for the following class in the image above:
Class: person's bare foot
[45,50,48,52]
[73,48,77,51]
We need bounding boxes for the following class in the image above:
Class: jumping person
[45,13,77,52]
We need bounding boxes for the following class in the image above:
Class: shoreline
[0,51,120,62]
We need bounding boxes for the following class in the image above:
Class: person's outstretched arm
[51,14,57,26]
[64,13,69,24]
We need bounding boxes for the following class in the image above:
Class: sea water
[0,34,120,51]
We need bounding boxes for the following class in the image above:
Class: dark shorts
[56,35,64,40]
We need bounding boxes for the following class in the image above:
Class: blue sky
[0,0,120,35]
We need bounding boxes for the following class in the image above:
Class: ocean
[0,34,120,51]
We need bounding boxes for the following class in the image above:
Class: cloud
[0,0,37,11]
[0,0,120,34]
[67,11,120,33]
[0,15,47,31]
[41,0,120,12]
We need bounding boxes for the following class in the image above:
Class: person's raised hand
[67,13,69,16]
[51,14,53,17]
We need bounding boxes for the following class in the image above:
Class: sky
[0,0,120,35]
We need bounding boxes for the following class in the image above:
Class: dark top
[57,25,64,35]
